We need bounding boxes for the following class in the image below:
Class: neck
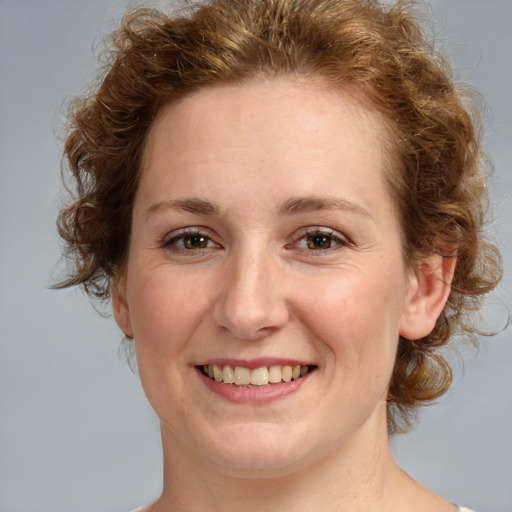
[152,411,415,512]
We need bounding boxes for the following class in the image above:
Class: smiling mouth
[200,364,313,387]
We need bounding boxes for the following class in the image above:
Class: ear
[112,277,134,339]
[399,252,456,340]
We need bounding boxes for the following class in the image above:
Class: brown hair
[56,0,502,431]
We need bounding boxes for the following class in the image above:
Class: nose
[212,247,290,341]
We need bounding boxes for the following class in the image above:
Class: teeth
[213,365,223,382]
[281,365,292,382]
[202,364,310,386]
[250,367,269,386]
[234,366,251,385]
[269,365,282,383]
[222,365,234,384]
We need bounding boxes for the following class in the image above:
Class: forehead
[138,78,395,216]
[144,77,389,156]
[149,77,387,145]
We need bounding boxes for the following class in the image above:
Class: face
[114,78,435,477]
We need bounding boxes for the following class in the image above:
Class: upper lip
[195,358,315,369]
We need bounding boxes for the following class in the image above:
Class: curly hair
[56,0,502,431]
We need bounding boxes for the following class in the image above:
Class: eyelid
[287,226,351,252]
[160,227,222,253]
[159,225,350,255]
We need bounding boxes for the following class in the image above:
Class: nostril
[212,295,290,340]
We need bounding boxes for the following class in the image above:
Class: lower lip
[196,368,312,404]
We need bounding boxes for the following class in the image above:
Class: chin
[198,422,325,477]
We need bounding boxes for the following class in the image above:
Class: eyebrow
[145,197,222,217]
[279,196,371,217]
[145,195,371,219]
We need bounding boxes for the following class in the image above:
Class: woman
[56,0,502,510]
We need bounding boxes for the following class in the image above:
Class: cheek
[127,267,214,360]
[125,268,214,420]
[296,270,403,378]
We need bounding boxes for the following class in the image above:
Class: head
[57,0,501,432]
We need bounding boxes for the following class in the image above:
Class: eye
[291,227,349,253]
[305,233,336,250]
[161,229,221,253]
[181,234,210,250]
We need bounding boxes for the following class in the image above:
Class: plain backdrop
[1,1,511,511]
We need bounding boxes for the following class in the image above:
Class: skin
[114,78,456,512]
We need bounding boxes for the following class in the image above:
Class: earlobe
[112,278,134,339]
[399,253,456,341]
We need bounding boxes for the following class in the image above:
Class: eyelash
[288,227,350,254]
[160,226,350,256]
[160,228,221,254]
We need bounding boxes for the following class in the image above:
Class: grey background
[1,1,511,511]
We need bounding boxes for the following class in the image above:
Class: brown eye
[289,227,349,254]
[162,230,220,253]
[306,234,333,250]
[183,235,209,249]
